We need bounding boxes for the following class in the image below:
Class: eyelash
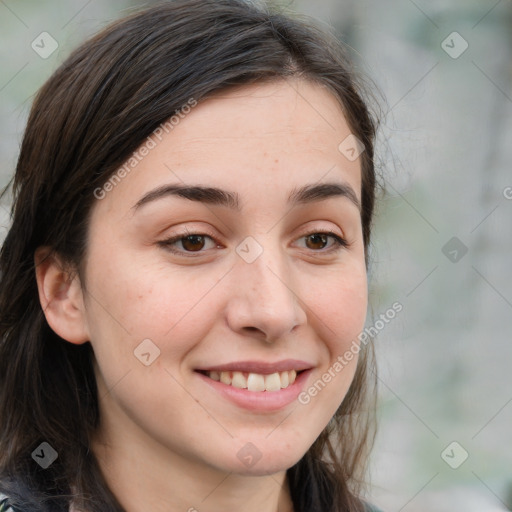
[158,230,348,257]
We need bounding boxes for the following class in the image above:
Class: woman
[0,1,381,510]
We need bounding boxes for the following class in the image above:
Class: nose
[225,248,307,343]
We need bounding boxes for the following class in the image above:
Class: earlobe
[34,246,89,345]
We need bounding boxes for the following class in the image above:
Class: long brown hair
[0,1,378,510]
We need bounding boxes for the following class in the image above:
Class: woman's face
[82,79,367,476]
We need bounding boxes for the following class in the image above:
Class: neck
[91,418,294,512]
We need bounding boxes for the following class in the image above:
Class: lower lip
[196,370,312,412]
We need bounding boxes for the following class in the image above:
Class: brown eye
[159,233,219,256]
[295,231,348,253]
[305,233,328,250]
[181,235,206,251]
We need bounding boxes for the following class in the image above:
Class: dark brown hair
[0,1,378,510]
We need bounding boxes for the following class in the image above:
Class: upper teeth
[207,370,297,392]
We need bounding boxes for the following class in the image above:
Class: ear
[34,246,89,345]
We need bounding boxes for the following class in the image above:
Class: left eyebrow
[288,182,360,211]
[131,181,360,212]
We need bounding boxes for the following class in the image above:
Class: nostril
[242,326,268,337]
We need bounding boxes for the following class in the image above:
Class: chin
[229,445,308,477]
[233,458,301,477]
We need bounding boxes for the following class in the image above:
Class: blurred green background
[1,0,511,510]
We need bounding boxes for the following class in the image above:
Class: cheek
[299,260,367,412]
[83,247,225,361]
[306,262,368,352]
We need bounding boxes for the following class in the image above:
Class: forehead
[96,79,362,215]
[170,79,356,161]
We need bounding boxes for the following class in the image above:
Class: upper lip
[196,359,313,374]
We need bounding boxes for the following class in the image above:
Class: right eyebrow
[132,184,241,211]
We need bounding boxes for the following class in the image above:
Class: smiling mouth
[198,370,302,392]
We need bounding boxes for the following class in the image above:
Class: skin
[35,79,367,512]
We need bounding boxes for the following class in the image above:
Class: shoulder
[0,480,72,512]
[364,503,384,512]
[0,488,76,512]
[0,493,16,512]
